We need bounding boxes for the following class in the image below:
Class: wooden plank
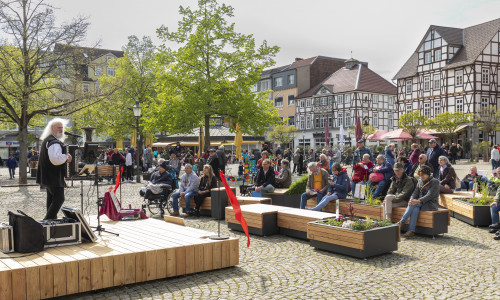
[102,256,114,289]
[135,252,147,282]
[166,248,177,277]
[78,259,91,293]
[221,240,230,268]
[175,247,186,276]
[52,263,67,298]
[90,258,103,291]
[185,246,195,274]
[306,223,364,240]
[66,261,79,295]
[308,228,365,247]
[164,215,185,226]
[145,250,158,281]
[307,229,364,250]
[124,253,136,284]
[0,269,12,300]
[229,239,239,267]
[11,268,26,300]
[203,243,213,271]
[25,267,40,300]
[212,242,222,269]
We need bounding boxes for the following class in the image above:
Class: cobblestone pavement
[0,161,499,299]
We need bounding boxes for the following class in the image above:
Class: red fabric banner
[220,171,250,247]
[114,166,124,193]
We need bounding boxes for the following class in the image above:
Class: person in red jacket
[351,153,374,195]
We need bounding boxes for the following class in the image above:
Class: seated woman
[398,165,439,237]
[438,156,457,194]
[368,155,394,199]
[254,158,275,194]
[398,156,412,176]
[312,163,350,211]
[317,154,329,172]
[275,159,292,188]
[351,154,374,195]
[193,165,217,216]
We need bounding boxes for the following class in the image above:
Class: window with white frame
[424,76,430,91]
[95,66,102,76]
[482,69,490,84]
[389,96,394,106]
[338,94,344,104]
[338,113,343,128]
[425,52,431,64]
[345,94,351,103]
[261,81,269,91]
[406,80,412,94]
[388,117,393,128]
[481,97,489,108]
[82,83,90,93]
[288,116,295,126]
[274,97,283,107]
[433,74,440,89]
[250,84,258,92]
[434,49,442,61]
[306,99,311,107]
[455,70,463,86]
[345,112,351,126]
[274,77,282,87]
[456,98,463,113]
[320,115,326,128]
[107,67,115,77]
[315,116,320,128]
[288,95,295,105]
[306,115,311,129]
[288,74,295,85]
[328,114,333,128]
[321,97,327,106]
[300,115,305,130]
[373,113,378,127]
[106,55,114,62]
[434,101,440,116]
[424,103,430,117]
[373,95,378,104]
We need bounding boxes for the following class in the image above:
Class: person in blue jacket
[426,139,446,178]
[385,144,396,166]
[6,153,18,179]
[368,155,395,199]
[312,163,350,211]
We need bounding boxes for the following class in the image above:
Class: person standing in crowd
[385,144,396,166]
[216,145,227,174]
[317,154,329,172]
[193,165,217,217]
[491,145,500,172]
[275,146,282,157]
[125,148,133,182]
[6,153,18,179]
[171,164,200,216]
[144,147,154,171]
[292,148,300,174]
[408,143,421,166]
[353,139,373,167]
[426,139,446,179]
[449,143,458,164]
[383,163,415,220]
[300,162,329,209]
[169,153,181,176]
[284,148,292,163]
[37,118,72,220]
[256,151,269,169]
[206,148,221,179]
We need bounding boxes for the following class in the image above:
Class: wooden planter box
[277,208,336,240]
[225,204,284,236]
[451,199,492,226]
[307,221,399,259]
[339,202,384,220]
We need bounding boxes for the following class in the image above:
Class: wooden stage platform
[0,217,239,299]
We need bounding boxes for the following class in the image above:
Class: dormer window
[434,49,442,61]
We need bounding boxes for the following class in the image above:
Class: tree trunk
[18,123,28,184]
[204,115,211,151]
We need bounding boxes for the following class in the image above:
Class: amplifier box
[0,222,14,253]
[38,219,82,248]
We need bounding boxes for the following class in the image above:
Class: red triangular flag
[220,171,250,247]
[114,166,124,193]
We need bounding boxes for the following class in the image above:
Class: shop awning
[152,142,173,147]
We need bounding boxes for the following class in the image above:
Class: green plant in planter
[363,184,382,206]
[318,216,393,231]
[285,174,308,195]
[464,180,494,205]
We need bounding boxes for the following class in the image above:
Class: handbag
[369,172,384,183]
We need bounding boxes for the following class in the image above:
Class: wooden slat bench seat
[179,187,236,219]
[225,204,288,236]
[277,208,337,239]
[391,207,450,236]
[180,197,211,216]
[236,196,271,205]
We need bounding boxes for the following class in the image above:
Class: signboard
[0,141,19,147]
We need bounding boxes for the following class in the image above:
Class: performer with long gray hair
[37,118,72,220]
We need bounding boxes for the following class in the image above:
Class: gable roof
[54,44,124,61]
[298,63,396,98]
[393,18,500,80]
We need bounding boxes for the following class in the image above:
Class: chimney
[295,58,303,61]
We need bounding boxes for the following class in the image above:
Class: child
[238,161,244,180]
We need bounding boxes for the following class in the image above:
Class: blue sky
[52,0,500,80]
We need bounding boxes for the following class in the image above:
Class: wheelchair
[141,181,176,217]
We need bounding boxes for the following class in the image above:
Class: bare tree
[0,0,113,183]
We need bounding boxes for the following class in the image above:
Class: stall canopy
[366,130,388,141]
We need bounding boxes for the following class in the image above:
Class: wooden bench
[179,186,237,219]
[440,192,492,226]
[180,196,212,216]
[277,208,336,240]
[391,207,450,236]
[236,196,271,205]
[225,204,287,236]
[97,165,120,179]
[263,188,301,208]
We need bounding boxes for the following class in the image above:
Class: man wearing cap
[171,164,200,216]
[426,139,446,178]
[383,163,416,220]
[206,148,221,179]
[397,164,439,237]
[353,139,373,167]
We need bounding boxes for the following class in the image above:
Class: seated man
[490,186,500,240]
[383,163,415,220]
[171,164,200,216]
[398,165,439,238]
[398,157,412,176]
[254,158,276,193]
[300,162,329,209]
[460,166,488,191]
[312,163,349,211]
[409,154,434,179]
[275,159,292,188]
[368,155,394,199]
[142,161,173,198]
[351,154,374,195]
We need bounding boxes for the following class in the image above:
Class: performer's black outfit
[37,135,67,220]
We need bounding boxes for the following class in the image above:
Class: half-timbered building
[295,58,397,149]
[393,18,500,144]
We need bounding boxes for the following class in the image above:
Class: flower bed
[451,198,492,226]
[307,216,399,258]
[339,201,384,220]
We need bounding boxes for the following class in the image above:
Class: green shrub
[285,174,308,195]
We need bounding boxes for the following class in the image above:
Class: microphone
[64,132,83,138]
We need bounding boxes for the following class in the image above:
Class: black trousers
[194,192,211,210]
[44,186,65,220]
[126,165,133,180]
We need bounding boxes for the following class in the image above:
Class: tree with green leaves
[475,106,500,145]
[398,111,428,139]
[427,111,471,143]
[72,36,156,147]
[146,0,281,148]
[268,121,297,148]
[349,124,377,139]
[0,0,108,184]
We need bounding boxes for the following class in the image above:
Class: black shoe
[489,228,499,234]
[194,209,200,217]
[489,223,500,229]
[494,235,500,240]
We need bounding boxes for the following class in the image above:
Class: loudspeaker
[8,210,45,253]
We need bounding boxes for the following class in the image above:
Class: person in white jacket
[491,145,500,172]
[125,148,133,182]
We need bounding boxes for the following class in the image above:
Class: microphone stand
[92,160,119,236]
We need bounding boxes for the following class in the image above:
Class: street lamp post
[132,100,142,183]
